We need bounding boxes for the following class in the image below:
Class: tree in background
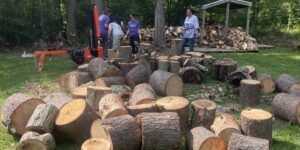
[154,0,166,52]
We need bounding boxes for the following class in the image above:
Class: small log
[169,60,181,74]
[225,66,253,90]
[149,70,184,96]
[170,39,182,56]
[158,59,169,71]
[276,74,300,93]
[59,71,92,91]
[81,138,112,150]
[228,133,269,150]
[91,115,142,150]
[272,93,300,124]
[26,104,58,134]
[119,62,139,75]
[183,58,209,73]
[98,94,129,119]
[191,99,217,129]
[43,92,72,109]
[241,109,273,142]
[17,132,56,150]
[258,74,275,94]
[87,86,112,111]
[126,102,157,117]
[179,66,204,84]
[108,49,118,60]
[111,85,132,103]
[88,58,122,79]
[119,46,132,63]
[212,59,237,81]
[1,93,44,136]
[55,99,99,143]
[138,112,181,150]
[125,64,149,89]
[128,83,156,106]
[211,113,241,144]
[188,127,226,150]
[240,79,261,106]
[291,89,300,97]
[156,96,189,134]
[78,64,89,72]
[96,76,125,87]
[186,52,205,58]
[71,86,88,99]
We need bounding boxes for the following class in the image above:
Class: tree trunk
[170,39,182,56]
[188,127,226,150]
[98,94,128,119]
[149,70,183,96]
[212,59,237,81]
[119,62,139,75]
[228,133,269,150]
[258,74,275,94]
[88,58,122,79]
[240,79,261,106]
[158,59,170,71]
[154,0,166,52]
[55,99,99,144]
[111,85,132,103]
[179,66,204,84]
[241,109,273,142]
[191,99,217,129]
[126,102,158,117]
[66,0,77,43]
[96,77,125,87]
[138,112,181,150]
[87,86,112,111]
[119,46,132,63]
[129,83,156,106]
[17,132,56,150]
[170,60,181,74]
[81,138,112,150]
[276,74,300,93]
[125,64,149,89]
[1,93,44,136]
[43,92,72,110]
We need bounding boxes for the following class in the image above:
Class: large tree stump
[170,60,181,74]
[111,85,132,103]
[119,62,139,75]
[191,99,217,129]
[26,104,58,134]
[228,133,269,150]
[211,113,241,144]
[128,83,156,106]
[98,94,129,119]
[240,79,261,106]
[96,77,125,87]
[272,93,300,124]
[156,96,189,134]
[158,59,169,71]
[188,127,226,150]
[88,58,122,79]
[212,59,237,81]
[149,70,183,96]
[81,138,112,150]
[179,66,204,84]
[59,71,92,91]
[276,74,300,93]
[126,102,158,117]
[87,86,112,111]
[1,93,44,136]
[138,112,181,150]
[43,92,72,110]
[17,132,56,150]
[119,46,132,63]
[241,109,272,142]
[91,115,142,150]
[55,99,99,143]
[125,64,149,89]
[258,74,276,94]
[170,39,182,56]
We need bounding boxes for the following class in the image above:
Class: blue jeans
[181,37,195,54]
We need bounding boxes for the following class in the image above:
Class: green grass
[0,48,300,149]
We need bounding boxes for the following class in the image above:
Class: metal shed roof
[202,0,252,10]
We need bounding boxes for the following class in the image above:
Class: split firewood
[212,59,237,81]
[126,102,158,117]
[228,133,269,150]
[183,58,209,73]
[88,58,122,79]
[1,93,44,136]
[291,89,300,97]
[258,74,276,94]
[128,83,156,106]
[276,74,300,93]
[240,79,261,106]
[98,94,129,119]
[81,138,112,150]
[43,92,72,109]
[17,132,56,150]
[111,84,132,102]
[87,86,112,111]
[125,64,149,89]
[96,76,125,87]
[71,81,95,99]
[119,46,132,63]
[179,66,204,84]
[191,99,217,129]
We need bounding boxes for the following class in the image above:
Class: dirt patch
[25,81,62,98]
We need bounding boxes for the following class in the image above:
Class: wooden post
[246,7,251,34]
[201,10,206,41]
[225,2,230,36]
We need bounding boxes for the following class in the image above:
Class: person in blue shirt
[99,9,111,58]
[125,14,141,54]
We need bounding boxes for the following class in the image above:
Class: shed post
[225,2,230,36]
[246,7,251,34]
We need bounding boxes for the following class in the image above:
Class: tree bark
[225,66,253,91]
[240,79,261,106]
[212,59,237,81]
[111,85,132,103]
[125,64,149,89]
[276,74,300,93]
[119,46,133,63]
[258,74,275,94]
[96,77,125,87]
[129,83,156,106]
[191,99,217,129]
[126,102,158,117]
[179,66,204,84]
[228,133,269,150]
[170,60,181,74]
[81,138,112,150]
[17,132,56,150]
[154,0,166,52]
[119,62,139,75]
[158,59,170,71]
[43,92,72,110]
[98,94,128,119]
[170,39,182,56]
[88,58,122,79]
[87,86,112,111]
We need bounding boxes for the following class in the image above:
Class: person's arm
[194,16,200,37]
[105,17,110,29]
[108,24,113,42]
[125,22,130,38]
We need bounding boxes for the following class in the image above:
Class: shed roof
[202,0,252,10]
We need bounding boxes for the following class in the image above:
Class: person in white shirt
[181,8,199,54]
[108,17,125,51]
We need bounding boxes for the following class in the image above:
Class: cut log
[111,85,132,103]
[225,66,253,91]
[158,59,169,71]
[128,83,156,106]
[119,62,139,75]
[96,77,125,87]
[91,115,142,150]
[71,86,88,99]
[81,138,112,150]
[276,74,300,93]
[241,109,272,142]
[258,74,275,94]
[169,60,181,74]
[212,59,237,81]
[119,46,132,63]
[59,71,92,91]
[240,79,261,106]
[228,133,269,150]
[98,94,129,119]
[170,39,182,56]
[17,132,56,150]
[272,93,300,124]
[183,58,209,73]
[94,78,107,87]
[291,89,300,97]
[125,64,149,89]
[188,127,227,150]
[126,102,157,117]
[26,104,58,134]
[149,70,184,96]
[87,86,112,111]
[55,99,99,143]
[88,58,122,79]
[179,66,204,84]
[186,52,205,58]
[1,93,44,136]
[245,65,257,79]
[78,64,89,72]
[43,92,72,109]
[108,49,118,60]
[138,112,181,150]
[191,99,217,129]
[156,96,189,134]
[140,43,155,54]
[211,113,241,144]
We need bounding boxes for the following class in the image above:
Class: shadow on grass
[272,139,299,150]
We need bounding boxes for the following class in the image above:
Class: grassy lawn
[0,48,300,150]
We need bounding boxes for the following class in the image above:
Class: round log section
[169,60,181,74]
[91,115,142,150]
[119,62,139,75]
[17,131,56,150]
[138,112,181,150]
[156,96,189,134]
[276,74,300,93]
[228,133,269,150]
[111,85,132,103]
[258,74,275,94]
[126,102,158,117]
[158,59,170,71]
[140,43,155,54]
[1,93,44,136]
[125,64,149,89]
[188,127,226,150]
[211,113,241,144]
[43,92,72,109]
[71,86,88,99]
[26,104,58,134]
[241,109,272,142]
[55,99,99,144]
[272,93,300,124]
[149,70,183,96]
[119,46,132,63]
[128,83,156,106]
[179,66,204,84]
[98,94,129,119]
[170,39,182,56]
[191,99,217,129]
[81,138,112,150]
[59,71,92,92]
[212,59,237,81]
[225,66,252,91]
[97,77,125,87]
[240,79,261,106]
[87,86,112,111]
